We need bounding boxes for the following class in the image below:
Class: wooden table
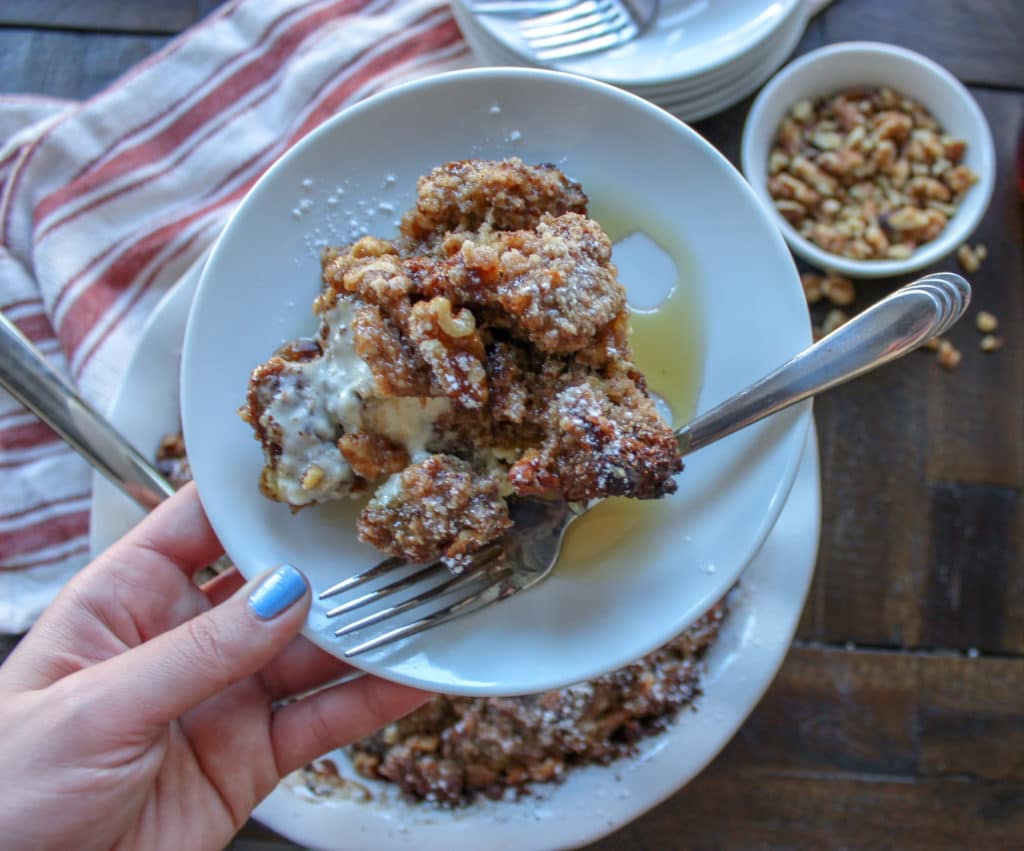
[1,1,1021,847]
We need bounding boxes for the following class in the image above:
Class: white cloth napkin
[0,0,472,633]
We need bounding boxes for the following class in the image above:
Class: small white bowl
[741,41,996,279]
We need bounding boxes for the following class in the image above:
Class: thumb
[85,564,311,727]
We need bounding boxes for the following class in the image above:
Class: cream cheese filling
[262,300,450,506]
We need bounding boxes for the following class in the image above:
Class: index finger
[103,482,224,580]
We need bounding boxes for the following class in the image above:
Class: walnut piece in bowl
[742,42,995,278]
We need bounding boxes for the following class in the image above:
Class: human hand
[0,484,429,851]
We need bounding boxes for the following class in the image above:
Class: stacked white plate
[452,0,816,122]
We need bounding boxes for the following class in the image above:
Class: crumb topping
[398,157,588,251]
[156,431,725,807]
[241,159,683,562]
[357,455,512,565]
[343,601,727,805]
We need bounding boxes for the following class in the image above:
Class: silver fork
[323,272,971,656]
[0,313,174,511]
[474,0,660,61]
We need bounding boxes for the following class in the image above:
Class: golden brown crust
[240,358,287,462]
[352,304,433,397]
[357,455,512,564]
[327,212,626,357]
[478,214,625,354]
[243,160,682,563]
[338,432,409,481]
[398,157,588,251]
[508,373,682,501]
[345,601,727,804]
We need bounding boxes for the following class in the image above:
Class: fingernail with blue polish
[249,564,308,619]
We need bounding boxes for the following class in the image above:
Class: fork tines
[320,544,510,656]
[520,0,639,60]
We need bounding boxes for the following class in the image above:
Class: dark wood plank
[229,823,295,850]
[0,27,168,99]
[923,86,1024,489]
[997,496,1024,654]
[0,634,20,659]
[0,0,220,35]
[805,349,934,647]
[923,484,1023,652]
[230,646,1024,848]
[589,645,1024,848]
[725,646,1024,783]
[592,773,1024,850]
[785,89,1024,652]
[917,652,1024,783]
[817,0,1024,90]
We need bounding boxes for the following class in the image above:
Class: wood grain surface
[1,1,1021,848]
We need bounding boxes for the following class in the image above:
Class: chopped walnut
[944,164,978,195]
[936,339,962,370]
[802,271,856,308]
[800,272,823,305]
[820,273,856,307]
[957,242,987,274]
[338,432,410,481]
[301,465,325,491]
[767,87,977,261]
[822,308,849,335]
[975,310,998,333]
[408,296,489,409]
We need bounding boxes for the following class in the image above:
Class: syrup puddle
[556,201,705,578]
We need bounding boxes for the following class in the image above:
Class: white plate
[459,0,801,88]
[453,2,809,123]
[453,0,805,100]
[656,0,808,122]
[256,432,819,850]
[89,251,209,556]
[89,265,821,850]
[180,68,811,696]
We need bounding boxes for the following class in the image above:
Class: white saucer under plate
[456,0,801,89]
[90,263,821,851]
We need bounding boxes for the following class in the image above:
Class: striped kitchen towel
[0,0,472,633]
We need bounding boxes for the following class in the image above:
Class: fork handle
[675,272,971,455]
[0,312,174,510]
